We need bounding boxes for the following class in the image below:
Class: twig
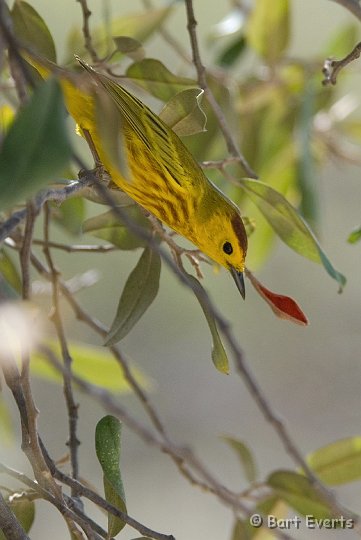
[31,239,117,253]
[19,202,37,300]
[76,0,100,62]
[0,179,93,243]
[184,0,257,179]
[322,41,361,85]
[329,0,361,21]
[0,490,30,540]
[42,204,81,496]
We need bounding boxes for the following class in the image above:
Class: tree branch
[322,41,361,85]
[0,491,30,540]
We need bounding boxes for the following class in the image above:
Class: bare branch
[76,0,100,62]
[0,491,30,540]
[184,0,257,179]
[322,41,361,85]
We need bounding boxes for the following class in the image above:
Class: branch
[322,41,361,85]
[184,0,257,179]
[76,0,100,63]
[0,491,30,540]
[329,0,361,21]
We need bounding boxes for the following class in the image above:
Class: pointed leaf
[267,470,332,519]
[95,416,126,536]
[307,437,361,486]
[216,37,247,68]
[0,398,14,445]
[52,197,85,236]
[126,59,198,101]
[31,340,148,392]
[246,271,308,325]
[159,89,206,136]
[348,226,361,244]
[0,496,35,539]
[240,179,346,291]
[222,437,257,482]
[246,0,289,63]
[11,1,56,61]
[105,248,161,344]
[0,249,21,294]
[186,275,229,374]
[0,78,71,210]
[83,208,149,250]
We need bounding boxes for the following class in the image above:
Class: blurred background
[1,1,361,539]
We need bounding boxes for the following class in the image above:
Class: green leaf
[31,340,149,392]
[239,178,346,291]
[246,0,289,63]
[105,248,161,344]
[0,78,71,211]
[186,275,229,374]
[95,416,126,537]
[0,249,21,294]
[0,397,14,445]
[325,23,359,58]
[126,59,198,101]
[83,207,149,250]
[348,226,361,244]
[216,36,246,67]
[52,197,85,236]
[231,496,287,539]
[222,437,257,482]
[11,1,56,61]
[113,36,145,61]
[0,496,35,539]
[307,437,361,486]
[159,89,206,136]
[267,470,332,519]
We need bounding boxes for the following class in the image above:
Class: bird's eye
[223,242,233,255]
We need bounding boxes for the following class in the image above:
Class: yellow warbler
[28,55,248,297]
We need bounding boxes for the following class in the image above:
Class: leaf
[186,275,229,374]
[126,59,198,101]
[105,248,161,344]
[325,23,359,58]
[52,197,85,236]
[246,271,308,326]
[222,437,257,482]
[0,78,71,211]
[11,1,56,61]
[0,496,35,539]
[0,398,14,445]
[82,207,150,250]
[267,470,332,519]
[216,36,247,68]
[307,437,361,486]
[231,496,287,539]
[246,0,289,63]
[240,179,346,291]
[0,249,21,294]
[211,8,246,38]
[348,226,361,244]
[31,340,149,392]
[113,36,145,61]
[95,416,126,537]
[159,89,206,136]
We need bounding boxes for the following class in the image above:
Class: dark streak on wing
[163,164,181,186]
[231,214,248,253]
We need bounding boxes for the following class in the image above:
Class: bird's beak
[230,267,246,300]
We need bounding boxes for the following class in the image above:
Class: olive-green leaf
[222,436,257,482]
[348,226,361,244]
[240,178,346,291]
[0,496,35,539]
[11,1,56,61]
[0,78,71,211]
[0,249,21,294]
[159,89,207,136]
[267,470,332,519]
[186,274,229,374]
[126,59,198,101]
[82,208,149,250]
[307,437,361,486]
[246,0,289,63]
[95,416,126,537]
[31,340,148,392]
[105,248,161,344]
[52,196,85,236]
[0,397,14,445]
[113,36,145,61]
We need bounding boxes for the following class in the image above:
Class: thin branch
[76,0,100,62]
[42,204,81,496]
[329,0,361,21]
[322,41,361,85]
[0,490,30,540]
[184,0,257,179]
[31,239,117,253]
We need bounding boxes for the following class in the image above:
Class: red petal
[246,270,309,326]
